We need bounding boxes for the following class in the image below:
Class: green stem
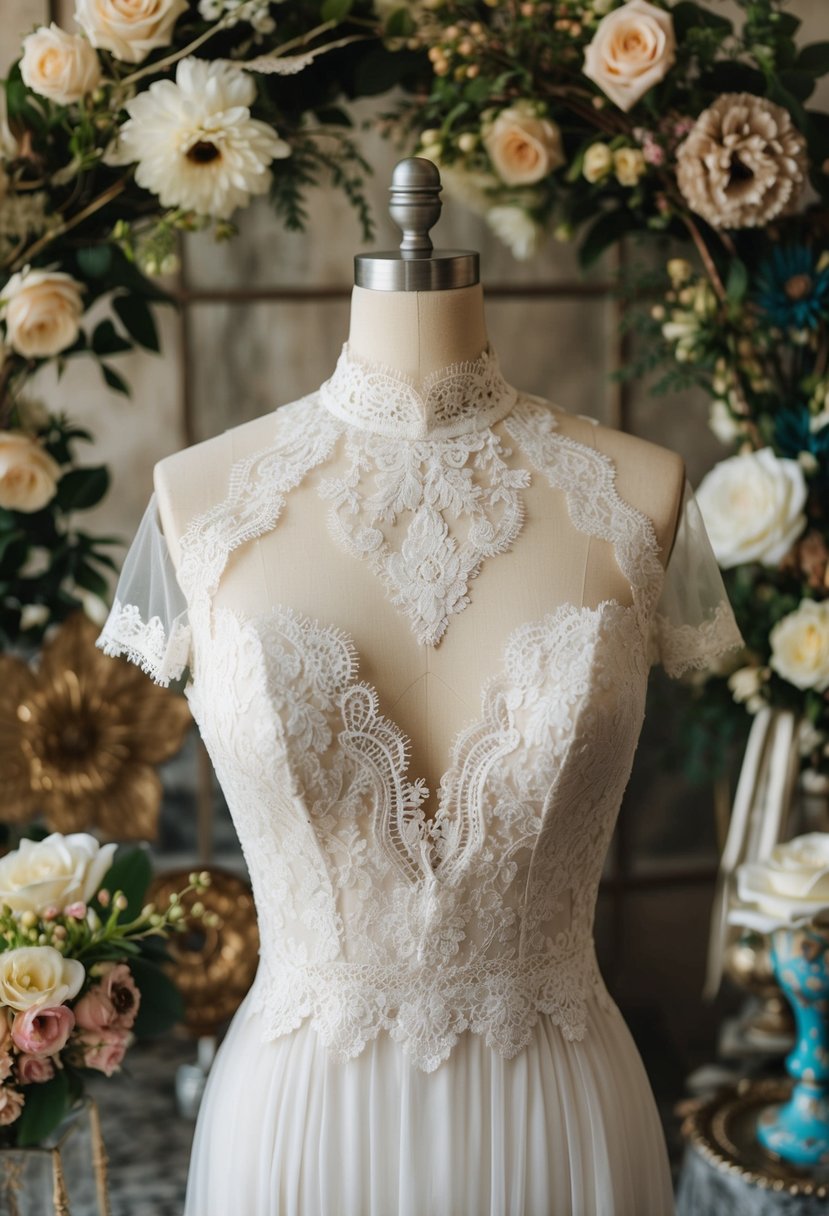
[8,175,131,272]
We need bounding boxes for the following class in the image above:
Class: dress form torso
[154,283,685,816]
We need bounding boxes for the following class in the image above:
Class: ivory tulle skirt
[183,985,674,1216]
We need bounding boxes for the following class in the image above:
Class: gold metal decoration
[0,1097,110,1215]
[724,934,795,1042]
[0,612,191,840]
[682,1078,829,1197]
[147,866,259,1036]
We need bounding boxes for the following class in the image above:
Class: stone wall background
[5,0,827,1089]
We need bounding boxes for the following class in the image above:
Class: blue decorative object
[757,923,829,1168]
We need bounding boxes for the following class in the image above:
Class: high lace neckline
[319,343,518,440]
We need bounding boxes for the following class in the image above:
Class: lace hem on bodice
[247,947,615,1074]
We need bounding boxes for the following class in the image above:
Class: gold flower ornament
[0,612,191,839]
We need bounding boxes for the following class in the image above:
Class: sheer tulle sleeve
[650,479,744,679]
[95,494,191,687]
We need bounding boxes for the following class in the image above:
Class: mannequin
[154,171,685,818]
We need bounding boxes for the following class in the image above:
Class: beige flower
[613,146,646,186]
[696,448,807,569]
[1,268,84,359]
[484,105,565,186]
[74,0,188,64]
[676,93,808,230]
[0,1088,24,1126]
[0,946,84,1012]
[583,142,613,183]
[770,599,829,692]
[583,0,676,112]
[20,23,100,105]
[0,432,61,513]
[0,833,117,916]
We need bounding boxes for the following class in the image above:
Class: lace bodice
[98,346,743,1072]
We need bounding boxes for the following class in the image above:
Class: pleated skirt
[183,985,675,1216]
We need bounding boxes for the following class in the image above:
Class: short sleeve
[650,479,744,679]
[95,493,191,687]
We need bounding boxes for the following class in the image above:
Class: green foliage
[15,1071,72,1149]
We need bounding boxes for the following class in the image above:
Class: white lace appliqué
[99,346,746,1073]
[319,428,530,646]
[96,599,190,685]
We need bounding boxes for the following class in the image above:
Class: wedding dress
[97,346,743,1216]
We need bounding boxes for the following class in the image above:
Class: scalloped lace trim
[248,949,615,1073]
[319,343,517,440]
[96,599,190,687]
[654,601,745,678]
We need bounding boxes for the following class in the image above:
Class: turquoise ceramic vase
[757,922,829,1168]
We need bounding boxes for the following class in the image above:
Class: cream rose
[484,105,565,186]
[733,833,829,929]
[583,142,613,183]
[770,599,829,692]
[20,24,101,105]
[584,0,676,112]
[0,432,61,513]
[0,833,117,916]
[0,947,84,1012]
[696,448,807,569]
[1,269,84,358]
[74,0,188,64]
[614,146,646,186]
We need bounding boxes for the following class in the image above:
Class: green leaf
[100,364,131,396]
[56,466,110,512]
[113,294,159,352]
[76,245,113,279]
[578,209,637,269]
[129,956,184,1037]
[672,1,732,38]
[777,70,816,103]
[321,0,352,21]
[98,847,152,921]
[726,259,749,304]
[16,1071,71,1148]
[92,320,132,357]
[73,562,109,599]
[796,42,829,75]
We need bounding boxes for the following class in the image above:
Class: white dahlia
[107,57,290,220]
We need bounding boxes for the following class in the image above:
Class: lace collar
[319,343,518,440]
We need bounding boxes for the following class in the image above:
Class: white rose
[20,24,101,105]
[734,833,829,929]
[486,205,544,260]
[770,599,829,692]
[1,268,85,358]
[75,0,188,64]
[484,105,565,186]
[0,946,84,1012]
[0,432,61,513]
[728,665,768,704]
[0,833,117,915]
[584,0,676,112]
[696,448,807,569]
[583,142,613,183]
[613,146,646,186]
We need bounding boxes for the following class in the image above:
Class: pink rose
[0,1086,24,1125]
[64,902,86,920]
[73,984,116,1032]
[102,964,140,1030]
[76,1027,130,1076]
[11,1004,75,1057]
[16,1053,55,1085]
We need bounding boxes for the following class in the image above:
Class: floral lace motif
[320,343,517,440]
[319,428,530,645]
[96,599,190,685]
[99,355,746,1072]
[653,600,745,678]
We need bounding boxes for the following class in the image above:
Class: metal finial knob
[353,157,479,293]
[389,158,442,258]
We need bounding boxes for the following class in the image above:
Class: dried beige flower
[676,93,807,230]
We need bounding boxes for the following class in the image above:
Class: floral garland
[379,0,829,785]
[0,0,387,641]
